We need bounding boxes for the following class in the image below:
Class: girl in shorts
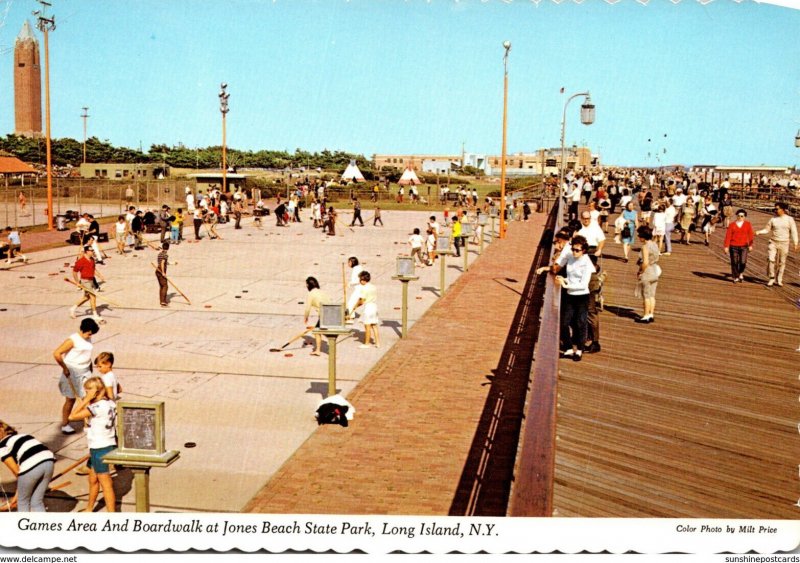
[69,377,117,512]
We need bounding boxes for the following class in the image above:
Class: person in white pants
[756,202,798,287]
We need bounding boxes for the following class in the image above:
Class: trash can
[56,214,68,231]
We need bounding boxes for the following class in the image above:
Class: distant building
[185,172,248,193]
[688,164,793,185]
[374,146,594,177]
[486,147,594,177]
[422,159,459,175]
[14,20,42,138]
[373,154,457,172]
[79,162,168,180]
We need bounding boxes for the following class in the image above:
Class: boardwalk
[552,209,799,518]
[245,215,551,515]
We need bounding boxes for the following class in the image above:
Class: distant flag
[560,87,565,94]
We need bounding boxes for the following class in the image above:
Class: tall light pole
[559,92,595,199]
[499,40,511,239]
[34,0,55,230]
[218,83,230,193]
[81,107,89,164]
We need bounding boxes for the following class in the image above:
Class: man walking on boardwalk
[756,202,798,287]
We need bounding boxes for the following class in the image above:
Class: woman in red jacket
[723,209,754,283]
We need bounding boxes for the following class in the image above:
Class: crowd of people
[543,168,799,361]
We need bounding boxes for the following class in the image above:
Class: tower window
[18,63,25,67]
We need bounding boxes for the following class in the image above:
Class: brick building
[14,20,42,138]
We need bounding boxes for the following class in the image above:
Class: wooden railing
[507,193,563,516]
[728,186,799,215]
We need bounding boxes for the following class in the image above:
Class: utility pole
[34,0,55,230]
[81,107,89,164]
[499,40,511,239]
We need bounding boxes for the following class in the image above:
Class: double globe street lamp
[219,83,230,193]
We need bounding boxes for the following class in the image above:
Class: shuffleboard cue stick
[342,262,347,312]
[63,278,122,308]
[269,328,314,352]
[50,455,91,483]
[150,262,192,305]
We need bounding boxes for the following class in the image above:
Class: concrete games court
[0,208,485,512]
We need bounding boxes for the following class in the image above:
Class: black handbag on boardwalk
[316,403,349,427]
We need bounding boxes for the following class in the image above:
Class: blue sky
[0,0,798,167]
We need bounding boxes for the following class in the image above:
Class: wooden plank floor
[553,209,799,518]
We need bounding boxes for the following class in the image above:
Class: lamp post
[218,83,230,194]
[499,40,511,239]
[34,1,55,230]
[81,107,89,164]
[559,92,595,202]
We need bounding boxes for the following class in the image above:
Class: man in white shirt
[671,188,687,209]
[756,202,798,286]
[577,212,606,256]
[566,182,581,222]
[75,213,90,233]
[185,187,196,212]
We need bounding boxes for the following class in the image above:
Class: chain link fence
[0,178,187,228]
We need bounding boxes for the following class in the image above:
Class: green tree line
[0,134,370,171]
